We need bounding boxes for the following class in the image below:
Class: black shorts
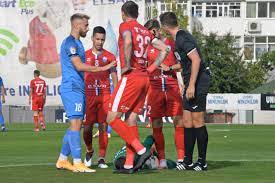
[183,72,210,112]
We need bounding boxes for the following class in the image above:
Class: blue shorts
[61,91,85,121]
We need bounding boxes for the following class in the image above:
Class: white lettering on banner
[266,96,275,104]
[207,94,261,110]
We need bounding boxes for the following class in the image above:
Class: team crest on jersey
[86,58,91,62]
[70,47,76,54]
[103,57,108,62]
[174,52,181,60]
[150,49,155,54]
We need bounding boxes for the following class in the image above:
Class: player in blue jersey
[0,76,6,132]
[56,13,116,173]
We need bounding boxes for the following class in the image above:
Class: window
[258,2,267,18]
[160,1,187,15]
[244,45,254,60]
[270,2,275,18]
[229,3,241,17]
[247,2,256,18]
[206,3,217,17]
[192,3,202,17]
[256,44,267,58]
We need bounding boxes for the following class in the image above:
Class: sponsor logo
[102,56,107,62]
[174,52,181,60]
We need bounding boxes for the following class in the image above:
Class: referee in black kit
[160,12,210,171]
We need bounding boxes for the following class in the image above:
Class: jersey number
[35,84,44,93]
[134,34,150,58]
[75,103,82,112]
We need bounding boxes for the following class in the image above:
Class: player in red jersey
[144,19,184,168]
[83,26,118,169]
[29,70,46,132]
[106,1,170,173]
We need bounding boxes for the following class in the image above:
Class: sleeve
[109,54,117,73]
[119,23,131,38]
[177,32,197,56]
[64,40,79,58]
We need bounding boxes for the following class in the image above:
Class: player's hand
[179,84,184,96]
[160,64,169,71]
[121,66,135,75]
[103,61,117,71]
[2,97,5,104]
[186,84,195,100]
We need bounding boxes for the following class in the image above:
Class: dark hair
[144,19,160,30]
[34,70,40,76]
[121,1,139,19]
[70,13,90,23]
[159,12,178,27]
[114,157,126,170]
[93,26,106,37]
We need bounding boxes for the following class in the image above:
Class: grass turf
[0,123,275,183]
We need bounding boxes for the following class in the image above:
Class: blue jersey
[60,35,86,93]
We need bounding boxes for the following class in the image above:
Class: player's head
[34,70,40,78]
[121,1,139,22]
[92,26,106,51]
[70,13,90,38]
[159,12,178,34]
[144,19,161,39]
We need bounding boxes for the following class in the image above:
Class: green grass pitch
[1,123,275,183]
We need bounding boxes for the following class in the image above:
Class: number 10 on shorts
[75,103,82,112]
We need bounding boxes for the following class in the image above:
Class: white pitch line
[213,129,231,132]
[0,163,54,168]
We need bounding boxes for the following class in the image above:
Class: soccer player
[56,13,116,173]
[83,26,118,169]
[160,12,211,171]
[29,70,46,132]
[144,19,184,169]
[107,1,170,173]
[0,76,6,132]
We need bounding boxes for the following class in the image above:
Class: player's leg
[38,111,46,130]
[191,94,208,171]
[98,122,108,168]
[172,115,185,163]
[107,124,112,138]
[0,104,6,132]
[33,110,39,132]
[57,92,95,173]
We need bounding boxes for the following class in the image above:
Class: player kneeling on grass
[29,70,46,132]
[113,135,176,173]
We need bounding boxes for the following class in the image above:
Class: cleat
[192,161,207,171]
[84,151,94,167]
[108,133,111,138]
[56,159,76,171]
[1,127,7,132]
[176,161,194,171]
[34,128,40,132]
[133,149,151,171]
[98,159,108,169]
[73,163,96,173]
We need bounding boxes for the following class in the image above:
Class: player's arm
[110,72,118,88]
[71,56,116,72]
[147,38,170,73]
[43,82,46,104]
[1,85,5,104]
[160,63,182,72]
[29,82,32,105]
[121,31,133,75]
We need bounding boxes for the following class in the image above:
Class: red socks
[125,126,139,167]
[99,131,108,158]
[175,127,185,161]
[110,118,144,152]
[153,127,165,160]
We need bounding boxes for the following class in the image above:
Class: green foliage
[192,31,272,93]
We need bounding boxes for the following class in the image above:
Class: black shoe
[192,161,207,171]
[133,150,151,171]
[176,161,194,170]
[115,168,135,174]
[84,151,94,167]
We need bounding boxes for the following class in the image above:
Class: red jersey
[85,49,116,96]
[118,20,154,76]
[147,38,178,90]
[30,77,46,98]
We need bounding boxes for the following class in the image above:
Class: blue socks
[60,129,71,157]
[0,113,5,129]
[67,130,82,161]
[107,125,112,134]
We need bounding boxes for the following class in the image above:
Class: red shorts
[147,85,183,118]
[84,94,110,125]
[109,74,150,115]
[31,96,45,111]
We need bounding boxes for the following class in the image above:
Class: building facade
[145,0,275,61]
